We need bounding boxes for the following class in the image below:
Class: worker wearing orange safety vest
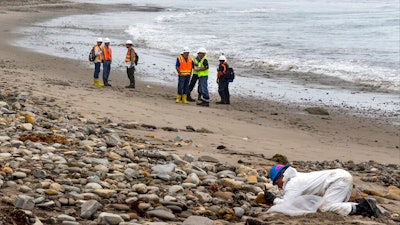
[101,38,112,86]
[175,47,194,104]
[93,38,104,87]
[125,40,137,89]
[216,54,230,104]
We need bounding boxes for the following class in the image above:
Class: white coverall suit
[273,167,355,216]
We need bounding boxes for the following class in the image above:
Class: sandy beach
[0,0,399,224]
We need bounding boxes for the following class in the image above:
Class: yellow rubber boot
[175,95,182,103]
[182,95,188,104]
[94,79,104,87]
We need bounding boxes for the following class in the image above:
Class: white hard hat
[182,47,190,53]
[97,38,103,42]
[197,47,207,54]
[126,40,133,45]
[219,55,227,61]
[104,38,110,43]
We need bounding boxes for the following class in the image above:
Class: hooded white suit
[272,167,355,216]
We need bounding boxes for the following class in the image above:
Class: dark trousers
[102,60,111,84]
[177,75,190,95]
[188,74,201,98]
[127,66,135,87]
[93,62,101,79]
[218,80,230,104]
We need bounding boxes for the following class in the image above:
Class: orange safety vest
[178,55,192,76]
[125,48,135,62]
[218,62,228,78]
[102,46,112,61]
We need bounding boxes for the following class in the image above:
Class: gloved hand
[263,190,276,205]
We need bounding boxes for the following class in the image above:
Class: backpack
[134,52,139,65]
[88,46,96,62]
[225,67,235,82]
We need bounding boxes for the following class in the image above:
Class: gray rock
[0,136,11,142]
[198,155,219,163]
[12,171,27,178]
[183,216,215,225]
[133,183,148,194]
[183,153,195,162]
[33,169,47,179]
[57,214,76,222]
[14,195,35,210]
[81,200,102,219]
[147,209,176,221]
[152,163,175,173]
[104,133,121,147]
[234,207,245,218]
[19,123,33,131]
[98,212,124,225]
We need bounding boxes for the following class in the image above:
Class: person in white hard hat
[93,37,104,87]
[216,54,230,104]
[125,40,137,89]
[194,47,210,107]
[101,38,112,86]
[175,47,193,104]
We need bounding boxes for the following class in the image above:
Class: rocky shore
[1,82,399,225]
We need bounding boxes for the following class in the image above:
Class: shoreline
[11,5,400,122]
[0,0,399,165]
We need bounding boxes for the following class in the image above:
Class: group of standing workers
[175,47,231,107]
[92,38,137,88]
[91,40,231,106]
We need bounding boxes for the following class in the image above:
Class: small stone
[147,209,176,221]
[133,183,148,194]
[45,189,58,195]
[12,172,27,179]
[183,216,215,225]
[81,200,102,219]
[98,212,124,225]
[246,175,258,184]
[234,207,245,218]
[14,195,35,210]
[198,155,219,163]
[94,189,116,198]
[19,123,33,131]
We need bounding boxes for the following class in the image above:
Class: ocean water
[14,0,400,117]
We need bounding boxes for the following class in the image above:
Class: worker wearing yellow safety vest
[125,40,137,89]
[187,53,201,102]
[101,38,112,86]
[93,38,104,87]
[194,47,209,107]
[175,47,194,104]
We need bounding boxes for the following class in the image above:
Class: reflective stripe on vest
[197,56,209,77]
[125,48,133,62]
[102,46,112,61]
[192,57,199,75]
[178,55,192,76]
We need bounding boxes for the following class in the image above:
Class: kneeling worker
[246,164,383,225]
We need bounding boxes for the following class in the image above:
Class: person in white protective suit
[246,164,383,225]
